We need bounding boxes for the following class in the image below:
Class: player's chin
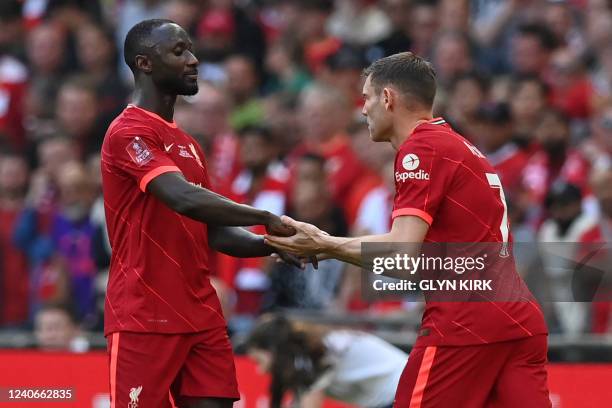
[179,83,199,96]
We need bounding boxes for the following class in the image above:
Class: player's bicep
[146,171,196,212]
[389,215,430,243]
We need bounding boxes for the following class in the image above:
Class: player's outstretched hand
[264,216,328,258]
[265,213,296,237]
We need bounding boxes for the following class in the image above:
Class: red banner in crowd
[0,351,610,407]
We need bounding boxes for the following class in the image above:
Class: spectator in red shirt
[290,83,367,214]
[0,153,29,326]
[473,102,529,197]
[522,108,590,220]
[0,2,27,151]
[510,75,550,152]
[549,47,594,120]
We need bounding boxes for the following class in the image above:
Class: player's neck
[390,110,433,149]
[131,86,177,123]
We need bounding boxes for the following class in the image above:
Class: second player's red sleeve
[106,126,181,192]
[392,137,455,225]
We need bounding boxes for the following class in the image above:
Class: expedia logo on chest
[396,153,430,182]
[395,169,430,182]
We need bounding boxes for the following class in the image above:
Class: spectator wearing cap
[538,181,596,335]
[522,108,591,222]
[473,102,529,197]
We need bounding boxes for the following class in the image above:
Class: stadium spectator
[510,23,558,78]
[34,303,89,352]
[26,22,68,120]
[0,1,27,151]
[291,83,366,213]
[246,315,408,408]
[0,154,29,326]
[444,71,490,139]
[218,126,289,328]
[264,37,312,96]
[75,23,130,124]
[263,153,347,312]
[473,102,529,197]
[225,54,265,130]
[509,75,549,150]
[55,76,105,159]
[521,109,590,218]
[538,181,597,335]
[407,0,439,58]
[579,168,612,334]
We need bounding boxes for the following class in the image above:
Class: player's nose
[186,50,199,67]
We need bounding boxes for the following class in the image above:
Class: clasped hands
[264,215,330,269]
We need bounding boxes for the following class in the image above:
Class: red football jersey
[101,105,225,336]
[392,118,547,347]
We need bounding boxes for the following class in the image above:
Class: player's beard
[156,76,199,96]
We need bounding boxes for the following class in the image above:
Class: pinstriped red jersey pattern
[392,118,547,346]
[101,105,225,335]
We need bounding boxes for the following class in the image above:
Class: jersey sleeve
[392,137,455,225]
[106,126,181,192]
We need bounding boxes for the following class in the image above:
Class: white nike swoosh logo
[164,143,174,152]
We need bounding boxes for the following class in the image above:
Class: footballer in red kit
[103,19,302,408]
[265,52,551,407]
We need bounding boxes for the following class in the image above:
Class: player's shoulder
[402,119,471,157]
[105,105,160,141]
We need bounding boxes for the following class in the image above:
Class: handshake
[263,214,332,269]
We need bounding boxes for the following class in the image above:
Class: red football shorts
[394,335,551,408]
[107,328,240,408]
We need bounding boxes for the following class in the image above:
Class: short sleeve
[392,138,452,225]
[105,126,181,192]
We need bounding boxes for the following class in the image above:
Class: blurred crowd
[1,0,612,348]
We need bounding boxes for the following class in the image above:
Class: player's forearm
[321,233,419,280]
[179,187,273,227]
[208,226,272,257]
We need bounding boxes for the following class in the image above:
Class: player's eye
[174,48,183,56]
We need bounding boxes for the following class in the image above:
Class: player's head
[362,52,436,142]
[124,19,199,95]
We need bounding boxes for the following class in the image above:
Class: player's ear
[383,87,393,111]
[135,54,152,74]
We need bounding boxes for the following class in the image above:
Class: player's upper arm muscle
[389,215,429,243]
[146,171,194,212]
